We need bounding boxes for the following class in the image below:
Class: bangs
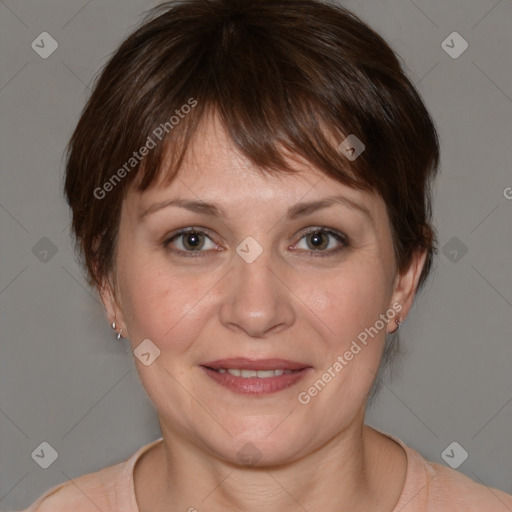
[122,3,382,195]
[134,98,369,195]
[133,94,371,199]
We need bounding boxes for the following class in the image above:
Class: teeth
[216,368,293,378]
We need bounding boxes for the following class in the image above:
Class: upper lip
[201,358,311,371]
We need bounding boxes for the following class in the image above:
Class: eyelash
[162,227,349,258]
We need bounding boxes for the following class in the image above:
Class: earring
[390,317,403,334]
[111,321,123,341]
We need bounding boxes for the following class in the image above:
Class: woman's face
[102,114,424,465]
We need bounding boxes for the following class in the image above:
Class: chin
[208,421,308,467]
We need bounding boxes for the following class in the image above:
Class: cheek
[301,257,391,344]
[118,256,215,352]
[295,258,391,401]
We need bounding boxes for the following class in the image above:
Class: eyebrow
[140,194,372,221]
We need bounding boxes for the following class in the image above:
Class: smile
[211,368,296,378]
[200,363,312,395]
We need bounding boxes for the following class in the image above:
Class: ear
[97,273,128,337]
[387,248,427,333]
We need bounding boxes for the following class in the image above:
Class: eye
[163,226,348,258]
[163,228,218,257]
[293,227,348,256]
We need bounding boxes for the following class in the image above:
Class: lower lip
[200,366,311,395]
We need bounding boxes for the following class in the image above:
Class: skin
[99,112,426,512]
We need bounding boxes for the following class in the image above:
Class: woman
[19,0,512,511]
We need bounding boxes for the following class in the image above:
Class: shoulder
[17,438,162,512]
[16,456,129,512]
[371,427,512,512]
[22,480,99,512]
[18,470,114,512]
[423,459,512,511]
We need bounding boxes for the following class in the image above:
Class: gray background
[1,0,511,510]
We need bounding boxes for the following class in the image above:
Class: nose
[218,245,296,338]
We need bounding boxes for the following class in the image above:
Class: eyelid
[163,227,219,257]
[295,226,348,243]
[290,227,348,254]
[163,226,348,257]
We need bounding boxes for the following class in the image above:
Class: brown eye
[163,228,217,257]
[294,228,348,256]
[181,231,205,251]
[306,231,329,250]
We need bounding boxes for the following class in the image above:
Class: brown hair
[64,0,440,386]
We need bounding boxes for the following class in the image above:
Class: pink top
[16,428,512,511]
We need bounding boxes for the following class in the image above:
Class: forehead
[126,113,387,223]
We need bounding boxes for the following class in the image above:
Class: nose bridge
[219,238,295,337]
[235,241,275,298]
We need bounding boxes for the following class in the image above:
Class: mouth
[200,358,312,395]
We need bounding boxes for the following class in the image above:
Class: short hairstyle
[63,0,440,396]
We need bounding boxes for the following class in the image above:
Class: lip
[199,358,313,396]
[201,357,310,371]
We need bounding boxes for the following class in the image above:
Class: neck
[135,416,407,512]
